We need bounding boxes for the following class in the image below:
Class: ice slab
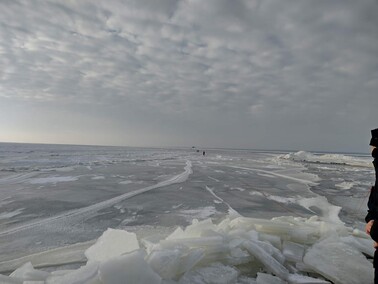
[147,248,204,280]
[178,262,239,284]
[340,235,375,257]
[99,250,161,284]
[0,241,92,274]
[256,272,286,284]
[287,273,330,283]
[303,237,374,284]
[243,241,289,280]
[10,262,49,282]
[45,262,99,284]
[85,228,139,262]
[297,197,343,225]
[282,241,305,263]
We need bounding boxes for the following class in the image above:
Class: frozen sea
[0,143,376,283]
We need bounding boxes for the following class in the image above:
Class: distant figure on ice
[203,151,206,156]
[365,128,378,283]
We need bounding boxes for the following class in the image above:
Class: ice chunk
[297,197,343,225]
[166,227,186,240]
[147,249,183,279]
[282,241,305,263]
[258,233,282,249]
[98,250,161,284]
[161,236,225,249]
[256,272,286,284]
[243,241,289,280]
[289,228,318,245]
[303,237,374,284]
[254,222,292,236]
[287,273,330,283]
[340,235,375,257]
[147,248,204,279]
[45,262,99,284]
[182,219,217,238]
[229,217,258,232]
[243,237,285,265]
[10,262,49,281]
[216,218,232,233]
[85,228,139,262]
[294,262,315,274]
[178,262,239,284]
[225,247,252,265]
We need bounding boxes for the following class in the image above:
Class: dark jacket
[365,148,378,223]
[366,186,378,223]
[367,147,378,272]
[373,148,378,188]
[371,221,378,269]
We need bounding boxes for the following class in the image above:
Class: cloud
[0,0,377,151]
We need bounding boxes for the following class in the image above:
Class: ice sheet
[0,145,375,284]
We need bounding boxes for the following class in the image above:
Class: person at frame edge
[365,128,378,283]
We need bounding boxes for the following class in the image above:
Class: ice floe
[0,214,374,284]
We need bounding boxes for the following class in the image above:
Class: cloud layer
[0,0,377,151]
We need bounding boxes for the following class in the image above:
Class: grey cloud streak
[0,0,377,152]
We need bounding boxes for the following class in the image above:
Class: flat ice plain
[0,143,375,283]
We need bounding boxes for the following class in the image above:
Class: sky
[0,0,377,153]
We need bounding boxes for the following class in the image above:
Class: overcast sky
[0,0,377,153]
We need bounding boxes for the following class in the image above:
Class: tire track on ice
[0,160,192,237]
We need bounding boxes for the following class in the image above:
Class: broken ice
[0,215,374,283]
